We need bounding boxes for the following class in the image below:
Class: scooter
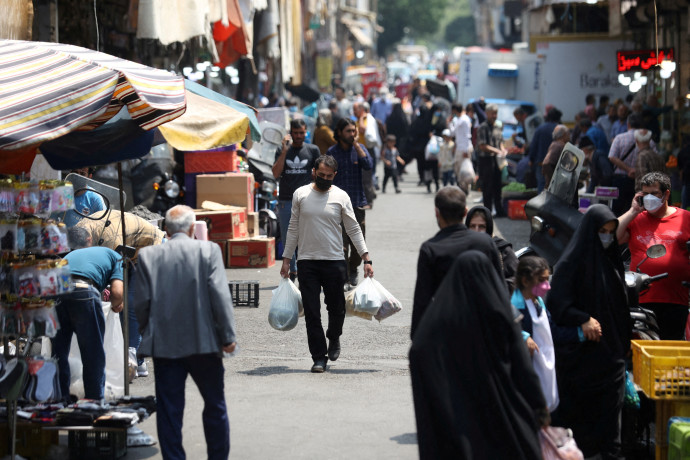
[515,142,585,267]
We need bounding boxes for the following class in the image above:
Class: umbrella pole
[118,162,130,396]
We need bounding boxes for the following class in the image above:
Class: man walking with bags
[135,205,237,460]
[281,155,373,373]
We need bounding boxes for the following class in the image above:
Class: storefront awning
[340,17,374,48]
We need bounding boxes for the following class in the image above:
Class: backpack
[596,143,634,186]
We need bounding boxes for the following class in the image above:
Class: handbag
[539,426,584,460]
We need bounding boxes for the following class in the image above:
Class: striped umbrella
[0,39,186,152]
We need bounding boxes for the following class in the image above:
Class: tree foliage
[377,0,449,55]
[444,16,476,47]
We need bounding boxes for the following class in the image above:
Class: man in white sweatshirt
[280,155,374,373]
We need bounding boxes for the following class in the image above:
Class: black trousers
[297,260,348,361]
[382,167,399,191]
[342,207,366,277]
[642,302,689,340]
[479,156,505,216]
[612,174,635,216]
[424,158,439,192]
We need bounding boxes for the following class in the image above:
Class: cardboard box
[247,212,260,238]
[227,237,275,268]
[195,208,248,240]
[196,173,254,212]
[211,240,228,267]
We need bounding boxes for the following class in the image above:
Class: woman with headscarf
[409,250,547,460]
[465,205,518,291]
[312,109,336,155]
[547,204,629,460]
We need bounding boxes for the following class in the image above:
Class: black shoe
[381,189,386,193]
[311,359,327,373]
[349,273,358,286]
[395,189,401,193]
[328,338,341,361]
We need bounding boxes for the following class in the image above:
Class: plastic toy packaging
[0,264,13,294]
[18,219,42,252]
[40,222,69,255]
[50,181,74,212]
[55,264,72,294]
[37,265,59,296]
[36,183,55,216]
[27,302,58,338]
[0,220,18,253]
[0,180,15,213]
[15,183,39,214]
[14,265,38,298]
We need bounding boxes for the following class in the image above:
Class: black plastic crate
[229,280,259,307]
[68,428,127,459]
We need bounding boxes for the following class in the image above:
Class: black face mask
[314,176,332,191]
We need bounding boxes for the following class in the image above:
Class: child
[438,129,456,186]
[511,256,584,414]
[382,134,405,193]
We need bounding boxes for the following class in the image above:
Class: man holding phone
[273,119,322,282]
[617,172,690,339]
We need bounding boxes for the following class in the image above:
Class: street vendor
[53,226,123,401]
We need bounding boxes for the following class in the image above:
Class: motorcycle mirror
[646,244,667,259]
[635,244,666,272]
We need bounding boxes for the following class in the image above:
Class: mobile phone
[637,196,644,208]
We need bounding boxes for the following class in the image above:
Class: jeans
[297,260,347,361]
[342,207,366,278]
[535,164,546,192]
[441,170,455,186]
[52,286,106,400]
[154,354,230,460]
[277,200,297,273]
[120,266,142,365]
[479,156,505,216]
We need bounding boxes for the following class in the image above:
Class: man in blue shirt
[327,118,373,286]
[53,226,123,400]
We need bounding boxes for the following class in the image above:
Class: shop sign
[616,48,674,72]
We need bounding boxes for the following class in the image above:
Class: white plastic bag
[345,289,373,321]
[372,281,403,322]
[69,303,124,399]
[459,157,476,184]
[287,278,304,317]
[268,278,301,331]
[353,278,382,315]
[425,136,441,159]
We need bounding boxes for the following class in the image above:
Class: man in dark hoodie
[411,187,503,339]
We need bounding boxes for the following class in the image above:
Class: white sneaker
[137,362,149,377]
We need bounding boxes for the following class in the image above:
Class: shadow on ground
[390,432,417,445]
[239,366,380,376]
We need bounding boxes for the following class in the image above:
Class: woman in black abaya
[409,250,546,460]
[547,204,629,460]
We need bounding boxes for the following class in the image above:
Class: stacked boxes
[227,238,276,268]
[196,173,255,212]
[183,145,238,208]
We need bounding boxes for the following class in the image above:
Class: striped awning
[0,39,187,151]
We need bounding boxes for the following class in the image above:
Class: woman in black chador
[409,250,546,460]
[547,204,629,459]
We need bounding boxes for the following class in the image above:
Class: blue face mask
[599,233,614,249]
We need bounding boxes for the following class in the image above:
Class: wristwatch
[363,260,373,265]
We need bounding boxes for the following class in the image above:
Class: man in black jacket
[411,186,504,339]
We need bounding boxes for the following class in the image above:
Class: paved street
[125,171,531,459]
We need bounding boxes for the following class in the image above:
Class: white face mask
[599,233,614,249]
[642,193,664,212]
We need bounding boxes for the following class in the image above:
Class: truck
[455,38,633,124]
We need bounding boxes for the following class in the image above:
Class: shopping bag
[371,280,403,322]
[425,136,440,159]
[69,303,124,399]
[458,157,476,184]
[345,289,373,321]
[286,278,304,317]
[539,426,584,460]
[268,278,300,331]
[353,277,383,315]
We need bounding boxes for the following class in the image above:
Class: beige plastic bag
[345,288,373,321]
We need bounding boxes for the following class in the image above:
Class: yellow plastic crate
[631,340,690,400]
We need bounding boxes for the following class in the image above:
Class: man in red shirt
[617,172,690,339]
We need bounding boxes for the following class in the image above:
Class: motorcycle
[515,142,585,267]
[626,244,667,341]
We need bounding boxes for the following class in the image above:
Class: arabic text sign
[616,48,674,72]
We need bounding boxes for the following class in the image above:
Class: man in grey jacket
[135,205,237,460]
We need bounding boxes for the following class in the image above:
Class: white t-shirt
[454,113,472,153]
[283,184,367,261]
